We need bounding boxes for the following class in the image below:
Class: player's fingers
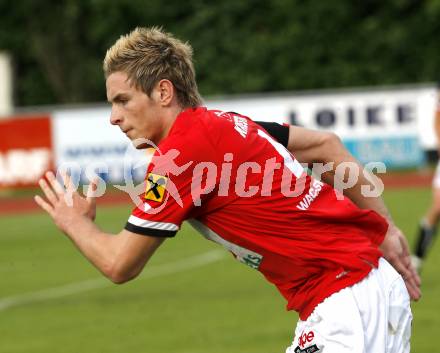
[404,281,415,300]
[399,241,422,287]
[406,264,421,289]
[397,262,414,284]
[405,284,417,301]
[395,236,422,288]
[387,256,420,297]
[408,268,422,295]
[399,262,421,300]
[406,260,422,286]
[413,269,421,286]
[411,282,421,300]
[405,278,421,301]
[46,171,65,196]
[34,195,55,217]
[38,178,58,205]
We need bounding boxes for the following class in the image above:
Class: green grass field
[0,188,438,353]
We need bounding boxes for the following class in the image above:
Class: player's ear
[156,79,174,106]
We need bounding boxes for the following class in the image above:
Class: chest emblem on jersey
[145,173,168,202]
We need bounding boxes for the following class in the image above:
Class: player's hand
[34,171,98,233]
[380,223,422,301]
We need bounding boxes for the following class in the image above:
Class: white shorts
[285,258,412,353]
[433,161,440,189]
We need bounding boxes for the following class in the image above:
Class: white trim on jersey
[188,219,263,270]
[127,215,179,231]
[257,129,304,178]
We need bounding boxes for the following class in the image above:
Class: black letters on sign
[366,106,383,126]
[288,101,414,129]
[316,110,336,127]
[397,104,414,124]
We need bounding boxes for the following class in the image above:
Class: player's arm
[286,125,421,300]
[254,121,290,147]
[256,121,385,212]
[255,121,420,299]
[287,126,390,213]
[34,171,164,284]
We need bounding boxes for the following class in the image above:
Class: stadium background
[1,1,439,352]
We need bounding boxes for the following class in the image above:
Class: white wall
[207,85,438,149]
[0,52,13,117]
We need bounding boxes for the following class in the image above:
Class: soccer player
[35,27,421,353]
[412,89,440,272]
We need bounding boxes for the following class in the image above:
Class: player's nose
[110,107,122,125]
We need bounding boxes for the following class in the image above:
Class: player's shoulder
[159,107,258,162]
[164,107,245,145]
[205,108,256,141]
[155,107,221,164]
[174,107,240,133]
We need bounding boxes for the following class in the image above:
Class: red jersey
[125,107,388,320]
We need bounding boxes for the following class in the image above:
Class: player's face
[106,71,164,146]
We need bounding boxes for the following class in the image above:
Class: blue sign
[343,136,425,169]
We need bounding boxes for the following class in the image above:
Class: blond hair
[103,27,202,108]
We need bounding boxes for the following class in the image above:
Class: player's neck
[158,104,186,143]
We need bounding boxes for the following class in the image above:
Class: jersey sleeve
[254,121,290,147]
[124,146,200,238]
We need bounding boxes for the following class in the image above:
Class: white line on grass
[0,249,225,312]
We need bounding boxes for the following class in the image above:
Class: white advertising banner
[52,107,149,184]
[207,85,437,168]
[51,84,437,183]
[207,85,438,148]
